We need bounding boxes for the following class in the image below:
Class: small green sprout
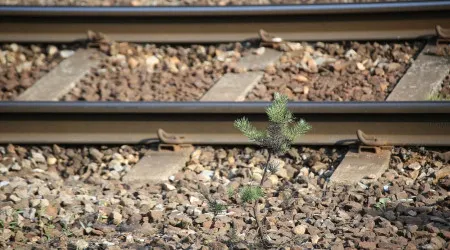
[267,160,280,175]
[239,186,264,204]
[227,187,235,199]
[208,200,227,216]
[428,93,450,101]
[374,197,391,211]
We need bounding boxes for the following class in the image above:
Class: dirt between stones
[0,43,72,100]
[0,144,449,249]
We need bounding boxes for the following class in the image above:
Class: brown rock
[331,243,345,250]
[311,162,327,173]
[149,210,164,222]
[359,241,377,250]
[405,243,417,250]
[434,166,450,183]
[441,230,450,240]
[344,201,363,212]
[43,205,58,219]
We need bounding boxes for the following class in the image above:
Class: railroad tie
[200,48,282,101]
[122,145,194,184]
[330,43,450,185]
[15,49,102,101]
[330,148,391,185]
[386,43,450,101]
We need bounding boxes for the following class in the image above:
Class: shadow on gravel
[360,180,450,248]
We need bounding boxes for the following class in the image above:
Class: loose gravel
[247,41,423,101]
[61,38,253,101]
[0,0,410,7]
[1,144,449,249]
[0,43,75,101]
[435,74,450,100]
[61,37,423,102]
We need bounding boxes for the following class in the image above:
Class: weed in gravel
[374,197,391,212]
[199,183,227,229]
[199,93,311,247]
[234,92,311,247]
[428,93,450,101]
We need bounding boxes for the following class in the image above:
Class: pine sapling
[234,92,311,245]
[198,183,227,229]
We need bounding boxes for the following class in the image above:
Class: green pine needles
[239,186,264,204]
[234,93,311,155]
[208,200,227,216]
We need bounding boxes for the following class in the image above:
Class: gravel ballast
[61,39,251,101]
[0,43,73,101]
[1,144,449,249]
[0,0,410,7]
[246,41,422,102]
[60,37,422,102]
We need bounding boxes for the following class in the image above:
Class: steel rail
[0,1,449,42]
[2,2,449,16]
[0,101,449,146]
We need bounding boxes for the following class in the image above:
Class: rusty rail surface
[0,101,449,146]
[0,1,450,42]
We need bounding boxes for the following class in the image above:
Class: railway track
[0,101,449,145]
[1,1,450,42]
[0,1,448,177]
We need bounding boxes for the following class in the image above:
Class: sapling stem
[260,152,273,186]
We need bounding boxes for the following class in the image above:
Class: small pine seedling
[234,92,311,156]
[208,200,227,216]
[234,92,311,186]
[233,92,311,245]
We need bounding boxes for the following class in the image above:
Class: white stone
[112,153,125,162]
[112,211,122,225]
[293,225,306,235]
[146,55,160,67]
[163,183,176,191]
[254,47,265,55]
[76,239,89,250]
[31,151,46,163]
[9,194,21,202]
[47,157,57,165]
[10,43,19,52]
[408,162,421,171]
[48,45,58,57]
[60,50,74,58]
[10,163,21,171]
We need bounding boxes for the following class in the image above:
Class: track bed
[246,41,422,102]
[0,144,449,249]
[0,43,72,100]
[62,42,248,102]
[1,39,425,102]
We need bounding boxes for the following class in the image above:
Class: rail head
[0,101,449,114]
[1,1,450,17]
